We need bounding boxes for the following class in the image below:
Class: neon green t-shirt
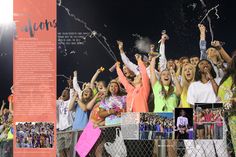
[7,128,13,140]
[153,81,178,112]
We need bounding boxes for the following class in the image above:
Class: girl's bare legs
[204,125,208,139]
[210,125,214,139]
[199,129,204,139]
[207,125,211,139]
[197,129,200,139]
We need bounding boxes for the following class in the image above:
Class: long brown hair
[106,80,123,97]
[160,69,174,99]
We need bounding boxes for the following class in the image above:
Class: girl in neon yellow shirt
[179,63,196,108]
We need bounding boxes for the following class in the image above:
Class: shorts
[57,127,72,152]
[196,125,204,130]
[205,122,211,126]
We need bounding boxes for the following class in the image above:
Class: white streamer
[199,2,220,42]
[57,74,84,84]
[57,0,117,61]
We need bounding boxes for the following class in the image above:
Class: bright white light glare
[0,0,13,24]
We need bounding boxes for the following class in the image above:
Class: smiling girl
[98,80,126,126]
[116,54,150,112]
[150,56,180,112]
[179,63,196,108]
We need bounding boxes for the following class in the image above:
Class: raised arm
[170,68,182,96]
[86,92,101,110]
[68,91,77,111]
[117,40,139,75]
[211,40,232,64]
[136,54,150,97]
[150,56,158,87]
[9,98,13,114]
[198,24,208,60]
[90,68,103,89]
[159,34,168,72]
[73,71,82,97]
[116,62,133,92]
[0,100,5,116]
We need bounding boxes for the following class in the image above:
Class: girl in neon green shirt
[150,56,181,112]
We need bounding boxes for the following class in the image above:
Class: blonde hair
[181,63,196,96]
[206,47,224,63]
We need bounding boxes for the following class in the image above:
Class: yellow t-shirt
[180,91,191,108]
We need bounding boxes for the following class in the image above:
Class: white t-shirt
[56,99,73,131]
[187,81,217,105]
[177,116,188,128]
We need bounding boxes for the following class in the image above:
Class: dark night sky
[57,0,236,95]
[0,0,235,104]
[0,26,13,108]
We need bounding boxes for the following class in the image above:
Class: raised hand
[97,91,105,98]
[72,91,78,98]
[150,55,159,61]
[73,70,77,77]
[2,100,5,106]
[205,71,213,80]
[211,40,223,50]
[211,40,221,47]
[161,33,169,42]
[67,76,73,88]
[117,40,124,51]
[135,53,142,61]
[116,61,121,68]
[97,67,104,73]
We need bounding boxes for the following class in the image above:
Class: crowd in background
[56,24,236,157]
[0,87,13,157]
[140,113,173,140]
[16,122,54,148]
[194,108,224,139]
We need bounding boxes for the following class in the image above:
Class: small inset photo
[194,103,224,139]
[139,112,174,140]
[174,108,193,139]
[16,122,54,148]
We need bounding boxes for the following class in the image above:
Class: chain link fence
[57,111,236,157]
[0,140,13,157]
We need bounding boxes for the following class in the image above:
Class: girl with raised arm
[116,54,150,112]
[150,56,180,112]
